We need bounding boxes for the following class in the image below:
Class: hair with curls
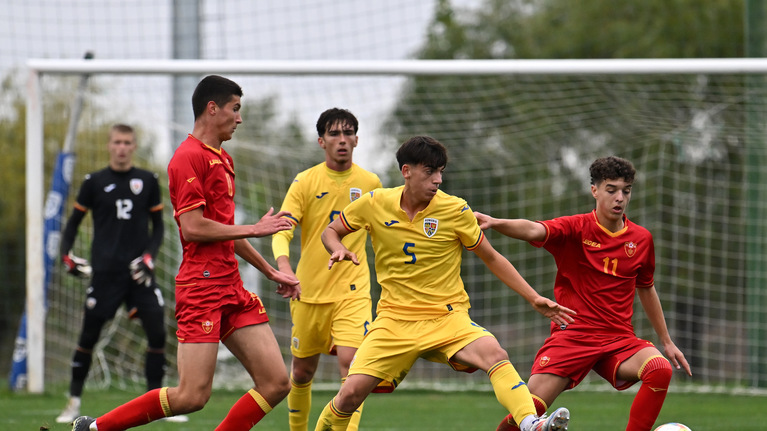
[589,156,636,185]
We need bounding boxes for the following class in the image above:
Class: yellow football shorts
[348,310,495,389]
[290,295,372,358]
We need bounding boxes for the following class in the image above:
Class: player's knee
[639,355,673,388]
[291,365,316,384]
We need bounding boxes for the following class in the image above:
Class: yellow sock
[314,398,354,431]
[346,401,364,431]
[488,360,536,424]
[288,376,313,431]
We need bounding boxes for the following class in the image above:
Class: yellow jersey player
[314,136,575,431]
[272,108,382,431]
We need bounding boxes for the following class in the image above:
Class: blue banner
[9,151,75,391]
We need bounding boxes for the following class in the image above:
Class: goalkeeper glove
[62,253,92,279]
[130,253,154,287]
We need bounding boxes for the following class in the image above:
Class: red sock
[627,356,672,431]
[215,389,272,431]
[496,395,547,431]
[96,388,169,430]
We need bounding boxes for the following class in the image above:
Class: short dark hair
[192,75,243,120]
[316,108,359,136]
[110,123,134,135]
[396,136,448,170]
[590,156,636,185]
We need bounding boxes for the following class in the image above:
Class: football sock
[488,360,537,426]
[288,376,313,431]
[216,388,272,431]
[96,388,169,430]
[145,350,165,391]
[495,388,548,430]
[627,355,672,431]
[347,401,365,431]
[314,397,354,431]
[70,349,92,397]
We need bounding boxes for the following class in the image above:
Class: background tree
[384,0,749,380]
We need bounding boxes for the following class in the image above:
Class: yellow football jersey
[339,186,484,320]
[272,162,382,303]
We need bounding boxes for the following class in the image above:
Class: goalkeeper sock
[70,349,92,397]
[314,398,354,431]
[288,376,313,431]
[627,355,672,431]
[145,350,166,391]
[216,388,272,431]
[96,388,169,430]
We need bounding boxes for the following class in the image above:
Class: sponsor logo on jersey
[130,178,143,195]
[461,205,469,212]
[209,159,223,166]
[104,183,116,193]
[316,192,328,199]
[624,241,637,257]
[350,187,362,202]
[186,177,196,183]
[583,238,601,248]
[384,220,399,227]
[201,320,213,334]
[539,356,551,367]
[423,218,438,237]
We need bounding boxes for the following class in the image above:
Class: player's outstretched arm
[638,286,692,376]
[474,211,546,242]
[472,238,575,327]
[321,217,359,269]
[178,207,293,242]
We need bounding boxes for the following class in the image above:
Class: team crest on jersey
[350,187,362,202]
[130,178,144,195]
[624,241,637,257]
[423,218,438,237]
[539,356,551,367]
[201,320,214,334]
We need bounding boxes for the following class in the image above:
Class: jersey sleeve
[272,176,302,259]
[74,174,94,211]
[168,149,206,217]
[455,200,484,250]
[636,232,656,288]
[530,215,578,248]
[339,189,375,233]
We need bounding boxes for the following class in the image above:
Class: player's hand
[129,253,154,287]
[328,249,359,269]
[531,296,576,328]
[270,271,300,299]
[252,207,294,237]
[663,341,693,376]
[276,283,301,300]
[473,211,494,230]
[62,253,92,279]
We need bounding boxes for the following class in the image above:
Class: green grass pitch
[2,383,762,430]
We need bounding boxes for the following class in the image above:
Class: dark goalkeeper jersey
[74,167,163,271]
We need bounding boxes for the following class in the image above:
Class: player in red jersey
[475,156,692,431]
[70,75,300,431]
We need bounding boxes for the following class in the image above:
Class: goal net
[28,58,767,394]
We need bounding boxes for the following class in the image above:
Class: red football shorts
[531,330,656,390]
[175,279,269,343]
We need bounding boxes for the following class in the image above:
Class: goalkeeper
[55,124,184,424]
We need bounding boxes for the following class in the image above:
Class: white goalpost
[26,58,767,394]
